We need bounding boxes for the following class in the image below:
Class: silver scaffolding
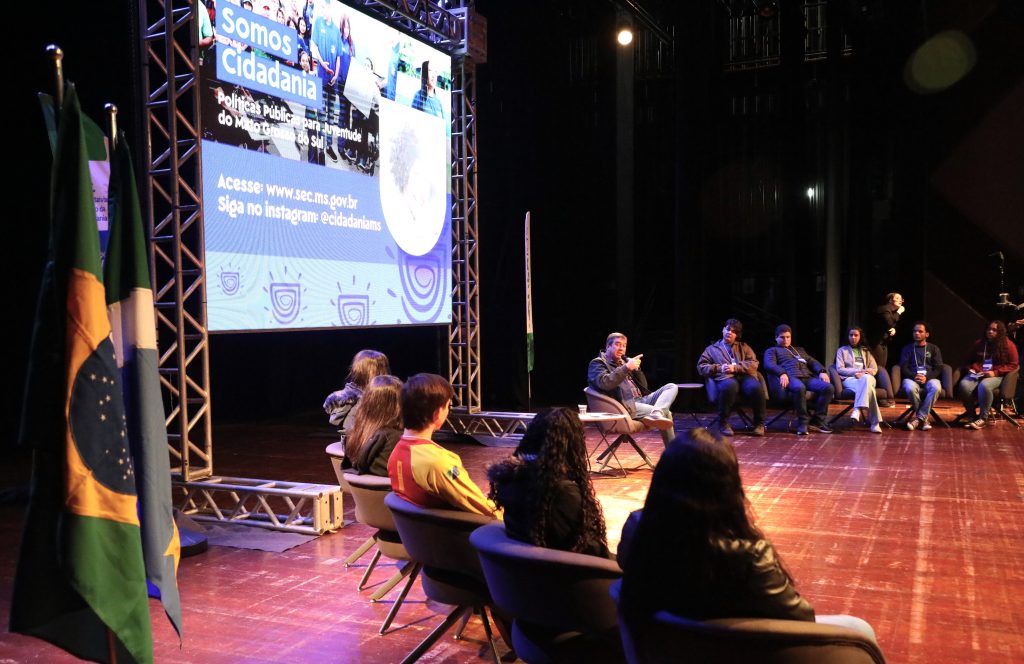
[138,0,481,491]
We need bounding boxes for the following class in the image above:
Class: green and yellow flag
[10,83,153,664]
[105,130,183,638]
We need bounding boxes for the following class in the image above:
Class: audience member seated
[696,319,766,437]
[957,320,1019,430]
[618,429,877,641]
[322,349,390,434]
[588,331,677,444]
[763,324,835,435]
[898,321,944,431]
[487,407,611,559]
[343,375,403,476]
[835,326,883,434]
[388,373,500,518]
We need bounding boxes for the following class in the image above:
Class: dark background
[7,0,1024,449]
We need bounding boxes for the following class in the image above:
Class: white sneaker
[641,413,673,431]
[869,423,882,434]
[921,421,932,431]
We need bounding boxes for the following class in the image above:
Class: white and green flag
[525,211,534,373]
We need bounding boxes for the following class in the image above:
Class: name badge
[854,359,864,369]
[797,357,807,364]
[916,368,926,376]
[982,360,993,371]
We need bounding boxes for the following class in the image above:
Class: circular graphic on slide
[378,99,447,256]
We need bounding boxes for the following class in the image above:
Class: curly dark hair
[487,407,608,555]
[984,320,1013,365]
[620,428,797,614]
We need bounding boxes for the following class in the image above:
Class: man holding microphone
[588,332,677,445]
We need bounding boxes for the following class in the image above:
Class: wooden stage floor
[1,402,1022,663]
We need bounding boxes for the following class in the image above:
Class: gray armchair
[583,388,656,472]
[471,522,624,663]
[384,493,505,664]
[344,472,421,634]
[611,580,885,664]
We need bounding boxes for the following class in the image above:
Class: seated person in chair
[835,326,883,434]
[344,375,403,476]
[956,320,1019,430]
[388,374,500,518]
[588,332,677,445]
[898,321,944,431]
[618,429,876,641]
[763,325,834,435]
[696,319,765,437]
[488,407,611,558]
[322,349,390,434]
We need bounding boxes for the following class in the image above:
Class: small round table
[676,383,705,426]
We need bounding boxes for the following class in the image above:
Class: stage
[1,402,1023,663]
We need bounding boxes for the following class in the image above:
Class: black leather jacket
[619,510,815,622]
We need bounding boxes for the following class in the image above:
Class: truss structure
[174,476,344,535]
[140,0,213,481]
[446,410,534,441]
[138,1,482,481]
[449,57,482,413]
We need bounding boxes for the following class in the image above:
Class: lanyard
[914,346,926,370]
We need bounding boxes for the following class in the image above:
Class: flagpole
[47,45,64,109]
[106,104,118,149]
[106,627,117,664]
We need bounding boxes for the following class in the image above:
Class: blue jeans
[772,376,834,425]
[902,378,941,420]
[634,383,678,444]
[957,375,1003,418]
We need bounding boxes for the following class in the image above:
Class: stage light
[617,27,634,46]
[806,187,816,200]
[904,30,976,94]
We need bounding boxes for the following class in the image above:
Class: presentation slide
[198,0,453,331]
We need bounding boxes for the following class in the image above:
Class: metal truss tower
[140,0,213,481]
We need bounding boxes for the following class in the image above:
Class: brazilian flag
[105,130,183,638]
[10,83,153,663]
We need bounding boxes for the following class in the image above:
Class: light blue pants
[843,374,882,426]
[634,383,678,444]
[957,375,1003,418]
[902,378,941,421]
[816,614,878,644]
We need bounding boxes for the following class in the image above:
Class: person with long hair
[619,430,876,639]
[344,375,403,476]
[322,349,390,432]
[957,320,1019,430]
[487,407,610,558]
[835,326,883,433]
